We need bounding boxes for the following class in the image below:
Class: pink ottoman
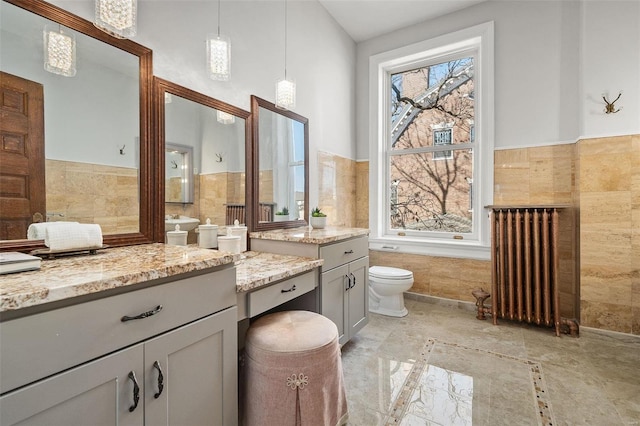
[243,311,348,426]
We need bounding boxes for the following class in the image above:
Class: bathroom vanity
[251,227,370,345]
[0,244,239,426]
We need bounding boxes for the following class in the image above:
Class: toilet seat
[369,266,413,280]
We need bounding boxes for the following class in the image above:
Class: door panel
[0,344,143,426]
[321,264,349,345]
[348,256,370,337]
[144,307,238,426]
[0,72,45,240]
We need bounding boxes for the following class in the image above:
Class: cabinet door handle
[281,285,297,293]
[121,305,163,322]
[153,361,164,398]
[345,275,351,291]
[128,371,140,412]
[349,273,356,289]
[344,249,354,254]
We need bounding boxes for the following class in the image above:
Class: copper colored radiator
[226,204,245,225]
[476,206,578,336]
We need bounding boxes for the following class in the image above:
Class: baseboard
[403,292,476,313]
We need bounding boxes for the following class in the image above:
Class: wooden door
[0,71,45,240]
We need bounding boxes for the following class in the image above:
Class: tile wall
[46,159,138,235]
[345,134,640,334]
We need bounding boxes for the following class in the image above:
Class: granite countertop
[0,243,239,313]
[235,251,323,293]
[250,226,369,245]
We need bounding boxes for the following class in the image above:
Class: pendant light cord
[283,0,288,80]
[217,0,221,37]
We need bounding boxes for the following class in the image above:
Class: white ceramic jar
[198,218,218,249]
[166,224,188,246]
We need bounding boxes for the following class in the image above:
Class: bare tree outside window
[389,58,474,233]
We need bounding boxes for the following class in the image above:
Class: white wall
[52,0,356,209]
[581,0,640,138]
[356,0,639,159]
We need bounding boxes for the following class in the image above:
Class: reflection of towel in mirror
[27,222,79,240]
[44,224,103,252]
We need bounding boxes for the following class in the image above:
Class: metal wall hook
[119,144,126,155]
[603,92,622,114]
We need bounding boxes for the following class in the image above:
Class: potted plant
[274,206,289,222]
[310,207,327,229]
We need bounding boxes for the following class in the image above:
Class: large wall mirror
[250,95,309,231]
[154,78,250,240]
[0,0,154,251]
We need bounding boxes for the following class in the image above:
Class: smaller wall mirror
[165,143,194,204]
[250,96,309,231]
[154,77,251,240]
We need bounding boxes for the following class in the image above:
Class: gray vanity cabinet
[0,268,238,426]
[319,238,369,345]
[251,234,369,345]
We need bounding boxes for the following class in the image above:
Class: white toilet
[368,266,414,317]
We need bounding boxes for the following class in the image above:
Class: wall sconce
[216,110,235,124]
[94,0,137,39]
[275,0,296,110]
[206,0,231,81]
[43,25,76,77]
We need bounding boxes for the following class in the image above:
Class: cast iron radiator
[473,206,579,336]
[225,203,275,225]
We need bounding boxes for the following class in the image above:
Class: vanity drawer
[247,271,316,318]
[0,266,236,394]
[320,236,368,272]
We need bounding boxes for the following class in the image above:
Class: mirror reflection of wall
[165,143,193,204]
[0,1,142,238]
[162,90,246,228]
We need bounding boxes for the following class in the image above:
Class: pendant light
[275,0,295,110]
[94,0,137,39]
[43,25,76,77]
[206,0,231,81]
[217,110,235,124]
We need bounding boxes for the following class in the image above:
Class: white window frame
[368,22,494,260]
[431,125,454,160]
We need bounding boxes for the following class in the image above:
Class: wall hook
[603,92,622,114]
[119,144,126,155]
[170,160,178,169]
[215,153,224,163]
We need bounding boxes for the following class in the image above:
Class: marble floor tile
[342,300,640,426]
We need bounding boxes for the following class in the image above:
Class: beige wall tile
[355,161,369,229]
[318,151,356,227]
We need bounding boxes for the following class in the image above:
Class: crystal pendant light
[94,0,137,39]
[43,25,76,77]
[217,110,235,124]
[206,0,231,81]
[275,0,295,110]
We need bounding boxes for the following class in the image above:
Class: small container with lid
[230,219,247,252]
[198,218,218,249]
[217,228,241,254]
[166,224,188,246]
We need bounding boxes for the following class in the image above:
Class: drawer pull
[281,285,297,293]
[345,275,351,291]
[121,305,163,322]
[128,371,140,412]
[349,273,356,289]
[344,249,354,254]
[153,361,164,398]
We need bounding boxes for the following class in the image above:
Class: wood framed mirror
[0,0,155,251]
[250,95,309,231]
[154,77,251,241]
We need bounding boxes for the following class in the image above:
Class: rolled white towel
[27,221,79,240]
[44,223,103,252]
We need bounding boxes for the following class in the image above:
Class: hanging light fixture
[206,0,231,81]
[94,0,137,39]
[217,110,235,124]
[43,25,76,77]
[275,0,295,110]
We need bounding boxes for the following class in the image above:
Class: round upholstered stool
[243,310,348,426]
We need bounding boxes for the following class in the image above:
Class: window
[368,22,494,260]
